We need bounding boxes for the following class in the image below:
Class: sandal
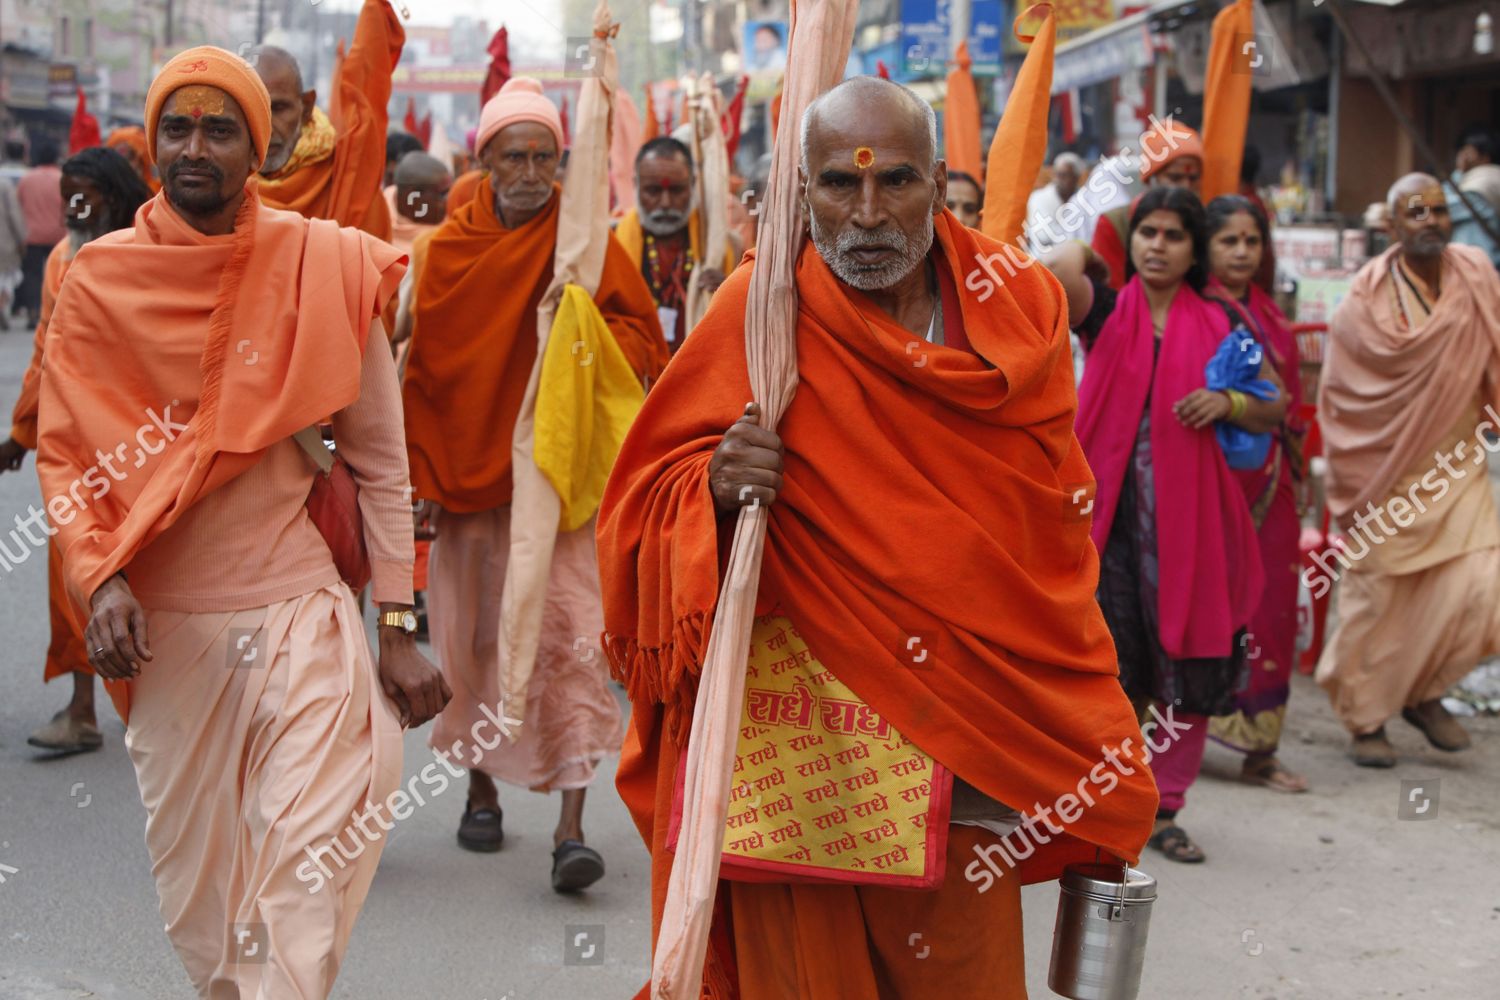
[27,710,103,754]
[1240,755,1309,794]
[457,803,504,853]
[551,839,605,893]
[1148,824,1206,863]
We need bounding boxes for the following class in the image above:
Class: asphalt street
[0,327,1496,999]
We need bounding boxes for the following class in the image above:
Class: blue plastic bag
[1204,330,1278,470]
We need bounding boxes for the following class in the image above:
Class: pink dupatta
[1076,277,1264,660]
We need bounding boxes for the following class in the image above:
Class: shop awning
[1051,1,1209,94]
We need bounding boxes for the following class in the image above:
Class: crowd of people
[0,1,1495,996]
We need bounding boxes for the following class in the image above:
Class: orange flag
[943,40,982,182]
[644,83,661,140]
[981,3,1056,248]
[1201,0,1255,202]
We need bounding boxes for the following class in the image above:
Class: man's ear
[932,159,949,216]
[301,90,316,123]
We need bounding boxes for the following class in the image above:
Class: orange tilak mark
[854,147,875,170]
[174,85,226,119]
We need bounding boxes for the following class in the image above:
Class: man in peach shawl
[614,136,736,349]
[36,47,448,998]
[252,0,402,239]
[1,146,150,755]
[402,76,667,890]
[599,77,1156,999]
[1315,173,1500,768]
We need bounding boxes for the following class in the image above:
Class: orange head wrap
[1139,118,1204,181]
[144,46,272,165]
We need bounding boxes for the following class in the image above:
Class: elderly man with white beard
[613,136,737,350]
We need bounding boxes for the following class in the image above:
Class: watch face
[402,610,418,633]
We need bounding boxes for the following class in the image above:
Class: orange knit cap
[145,46,273,165]
[1139,118,1204,181]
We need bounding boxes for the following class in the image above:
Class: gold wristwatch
[379,609,419,635]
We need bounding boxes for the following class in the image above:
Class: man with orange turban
[106,125,159,192]
[402,76,667,890]
[1089,118,1204,288]
[252,0,402,239]
[36,46,448,998]
[599,76,1157,998]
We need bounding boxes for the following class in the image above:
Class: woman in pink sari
[1203,195,1310,794]
[1052,187,1287,862]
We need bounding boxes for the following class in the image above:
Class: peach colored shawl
[1321,243,1500,521]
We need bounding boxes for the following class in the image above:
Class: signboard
[1009,0,1116,53]
[901,0,1007,77]
[1052,20,1154,93]
[1294,271,1357,326]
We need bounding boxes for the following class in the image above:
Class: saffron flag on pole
[1201,0,1255,202]
[943,40,982,182]
[981,3,1057,248]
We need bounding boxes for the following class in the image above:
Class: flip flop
[551,839,605,893]
[1148,824,1206,863]
[457,804,504,853]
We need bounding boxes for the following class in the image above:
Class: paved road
[1,328,1496,999]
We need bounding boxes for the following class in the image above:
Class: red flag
[69,85,101,154]
[418,111,433,149]
[876,59,891,79]
[721,75,749,163]
[481,25,512,105]
[560,95,572,148]
[403,96,421,138]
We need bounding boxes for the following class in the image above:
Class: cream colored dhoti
[427,506,623,791]
[125,584,402,999]
[1317,401,1500,734]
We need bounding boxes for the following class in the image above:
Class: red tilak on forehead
[527,139,539,151]
[658,180,674,192]
[191,108,203,119]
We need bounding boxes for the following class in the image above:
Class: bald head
[800,77,937,176]
[254,45,314,176]
[1386,172,1451,261]
[395,151,451,187]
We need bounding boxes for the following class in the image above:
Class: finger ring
[93,647,107,657]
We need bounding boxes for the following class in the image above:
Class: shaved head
[800,77,937,176]
[252,46,303,92]
[394,151,451,187]
[1386,172,1451,260]
[1386,172,1442,214]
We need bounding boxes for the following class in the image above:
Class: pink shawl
[1077,277,1264,659]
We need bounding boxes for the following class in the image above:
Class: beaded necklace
[644,230,694,307]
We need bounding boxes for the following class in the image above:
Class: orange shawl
[1321,244,1500,521]
[256,0,401,239]
[10,239,70,449]
[403,182,667,513]
[36,186,405,721]
[600,211,1158,978]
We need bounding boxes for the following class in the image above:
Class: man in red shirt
[13,137,64,327]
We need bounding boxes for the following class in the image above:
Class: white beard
[809,212,933,291]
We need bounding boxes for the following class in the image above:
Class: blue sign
[901,0,1008,77]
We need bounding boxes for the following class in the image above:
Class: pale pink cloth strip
[500,0,620,719]
[648,1,860,996]
[125,584,402,998]
[683,73,730,333]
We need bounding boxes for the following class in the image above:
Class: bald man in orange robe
[402,77,666,890]
[598,77,1158,998]
[253,0,402,239]
[37,48,446,998]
